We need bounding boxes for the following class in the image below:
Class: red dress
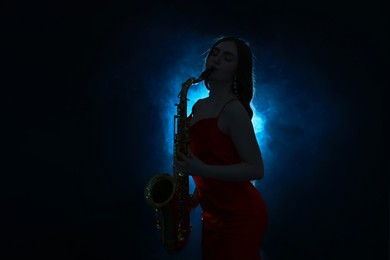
[188,99,268,260]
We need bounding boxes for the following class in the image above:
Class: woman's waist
[194,178,266,204]
[201,208,268,232]
[200,197,267,215]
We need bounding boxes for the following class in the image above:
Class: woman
[175,36,268,259]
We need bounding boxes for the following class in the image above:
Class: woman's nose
[212,54,222,65]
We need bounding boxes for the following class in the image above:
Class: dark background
[1,1,387,259]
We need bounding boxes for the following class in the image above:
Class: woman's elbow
[252,164,264,180]
[255,170,264,180]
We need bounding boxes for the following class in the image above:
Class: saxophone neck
[178,77,194,101]
[178,68,214,100]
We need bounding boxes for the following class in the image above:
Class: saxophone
[144,68,213,253]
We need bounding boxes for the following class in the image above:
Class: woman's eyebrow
[213,47,236,57]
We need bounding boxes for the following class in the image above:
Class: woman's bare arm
[176,101,264,181]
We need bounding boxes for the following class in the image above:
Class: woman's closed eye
[224,53,234,61]
[210,48,235,62]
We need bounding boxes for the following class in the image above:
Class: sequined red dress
[187,99,268,260]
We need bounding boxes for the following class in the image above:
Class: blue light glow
[147,37,274,193]
[160,81,270,192]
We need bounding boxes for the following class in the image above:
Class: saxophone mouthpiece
[190,68,215,84]
[199,68,214,81]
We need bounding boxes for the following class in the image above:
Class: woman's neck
[208,81,237,105]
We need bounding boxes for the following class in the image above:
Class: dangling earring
[233,76,239,97]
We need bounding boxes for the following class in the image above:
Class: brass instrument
[144,68,213,253]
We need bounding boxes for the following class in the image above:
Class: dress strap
[216,98,239,119]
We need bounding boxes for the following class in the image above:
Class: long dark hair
[204,36,254,119]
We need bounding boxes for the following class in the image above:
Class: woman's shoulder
[224,99,249,120]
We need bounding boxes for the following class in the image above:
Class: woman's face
[206,41,238,83]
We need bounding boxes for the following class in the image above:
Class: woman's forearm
[195,162,264,181]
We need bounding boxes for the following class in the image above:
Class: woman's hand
[174,149,204,176]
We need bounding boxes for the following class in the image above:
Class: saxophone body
[144,69,212,253]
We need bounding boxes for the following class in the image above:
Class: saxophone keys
[155,209,162,229]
